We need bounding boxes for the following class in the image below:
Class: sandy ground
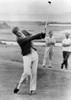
[0,44,71,100]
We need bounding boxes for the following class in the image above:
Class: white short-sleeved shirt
[45,36,56,46]
[62,38,71,52]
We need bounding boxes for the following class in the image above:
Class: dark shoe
[29,90,36,95]
[48,66,52,68]
[43,65,45,67]
[14,88,19,93]
[42,65,45,67]
[61,63,63,69]
[14,84,19,93]
[65,66,68,70]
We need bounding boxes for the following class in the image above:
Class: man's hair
[12,27,19,35]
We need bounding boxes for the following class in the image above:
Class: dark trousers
[61,51,70,69]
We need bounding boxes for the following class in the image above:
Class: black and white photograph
[0,0,71,100]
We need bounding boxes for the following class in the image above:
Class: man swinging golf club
[12,27,46,95]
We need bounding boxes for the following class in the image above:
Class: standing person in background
[12,27,46,95]
[61,33,71,70]
[42,31,56,68]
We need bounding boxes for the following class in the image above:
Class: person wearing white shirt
[61,33,71,69]
[42,31,56,67]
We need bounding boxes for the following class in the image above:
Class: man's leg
[30,58,38,94]
[14,55,32,93]
[61,51,66,69]
[64,52,70,69]
[29,50,39,95]
[48,47,53,67]
[42,47,50,67]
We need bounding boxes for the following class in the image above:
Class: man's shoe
[14,88,19,93]
[48,65,52,68]
[42,65,45,67]
[14,84,19,93]
[61,63,63,69]
[65,66,68,70]
[29,90,36,95]
[42,64,45,67]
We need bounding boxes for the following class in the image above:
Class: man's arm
[46,37,56,46]
[18,32,46,43]
[50,40,56,46]
[48,42,55,45]
[62,39,68,47]
[62,43,71,47]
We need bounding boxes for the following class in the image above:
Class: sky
[0,0,71,21]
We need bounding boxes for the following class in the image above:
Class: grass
[0,22,71,99]
[0,44,71,100]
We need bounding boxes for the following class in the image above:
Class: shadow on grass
[37,67,46,79]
